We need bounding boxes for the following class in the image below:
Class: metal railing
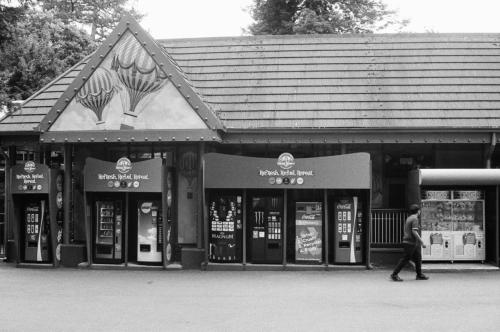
[371,209,408,247]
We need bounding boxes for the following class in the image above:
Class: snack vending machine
[250,196,283,264]
[421,190,485,261]
[209,195,242,262]
[137,201,162,263]
[295,202,322,263]
[333,197,364,264]
[94,200,123,263]
[24,200,50,262]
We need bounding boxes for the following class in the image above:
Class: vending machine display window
[209,194,242,263]
[94,200,124,263]
[248,194,283,264]
[331,195,365,264]
[295,202,323,263]
[421,190,485,261]
[24,200,51,262]
[137,200,162,264]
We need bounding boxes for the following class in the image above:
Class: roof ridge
[158,32,500,43]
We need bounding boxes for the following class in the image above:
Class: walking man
[390,204,429,281]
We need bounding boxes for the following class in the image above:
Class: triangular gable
[40,14,223,141]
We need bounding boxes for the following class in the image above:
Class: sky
[133,0,500,39]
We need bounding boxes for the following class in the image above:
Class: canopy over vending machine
[9,161,62,265]
[204,152,372,268]
[84,157,165,266]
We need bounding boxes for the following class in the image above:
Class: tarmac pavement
[0,264,499,332]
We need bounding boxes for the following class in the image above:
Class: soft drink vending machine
[24,200,50,262]
[94,200,123,263]
[137,201,162,263]
[333,197,364,264]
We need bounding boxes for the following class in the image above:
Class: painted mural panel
[50,32,207,131]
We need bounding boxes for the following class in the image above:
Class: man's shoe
[390,274,403,282]
[416,274,429,280]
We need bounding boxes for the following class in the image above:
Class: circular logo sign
[24,161,36,173]
[277,153,295,170]
[116,157,132,174]
[141,202,152,214]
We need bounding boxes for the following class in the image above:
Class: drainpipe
[486,133,497,168]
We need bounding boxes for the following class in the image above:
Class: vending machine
[94,200,123,263]
[249,195,283,264]
[137,200,162,263]
[295,202,322,263]
[333,197,364,264]
[421,190,485,261]
[209,195,242,262]
[24,200,50,262]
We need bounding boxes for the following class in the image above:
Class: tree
[247,0,407,35]
[38,0,143,41]
[0,9,96,106]
[0,1,30,48]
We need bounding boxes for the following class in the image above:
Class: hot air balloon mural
[75,67,115,125]
[111,33,168,128]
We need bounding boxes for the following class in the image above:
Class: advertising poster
[295,202,322,262]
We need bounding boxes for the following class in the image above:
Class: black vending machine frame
[9,162,61,266]
[247,190,284,264]
[207,190,243,263]
[91,196,125,264]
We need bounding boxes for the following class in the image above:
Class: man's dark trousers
[393,243,422,275]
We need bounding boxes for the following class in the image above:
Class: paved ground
[0,264,499,332]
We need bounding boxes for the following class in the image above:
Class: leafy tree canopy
[39,0,143,41]
[0,9,96,106]
[0,0,143,109]
[248,0,408,35]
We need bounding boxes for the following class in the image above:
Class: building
[1,15,499,269]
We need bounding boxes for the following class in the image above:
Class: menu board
[295,202,322,262]
[209,195,242,262]
[421,190,485,261]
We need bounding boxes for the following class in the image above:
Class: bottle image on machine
[24,200,50,262]
[137,201,162,263]
[95,200,123,263]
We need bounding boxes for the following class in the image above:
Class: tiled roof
[3,32,500,132]
[161,33,500,130]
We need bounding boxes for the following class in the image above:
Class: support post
[242,189,247,267]
[197,143,205,249]
[324,189,329,269]
[282,189,287,268]
[63,144,72,244]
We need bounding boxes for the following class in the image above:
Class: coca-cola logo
[116,157,132,174]
[24,161,36,173]
[277,153,295,170]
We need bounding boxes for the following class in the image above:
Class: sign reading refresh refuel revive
[259,153,314,186]
[204,152,371,189]
[84,157,162,192]
[11,162,50,194]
